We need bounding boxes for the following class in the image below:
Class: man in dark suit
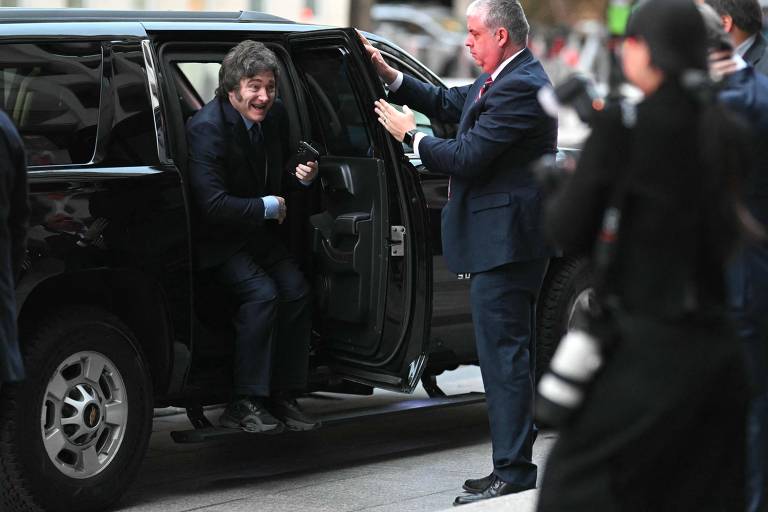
[701,4,768,510]
[186,40,319,434]
[706,0,768,75]
[0,109,29,389]
[362,0,557,504]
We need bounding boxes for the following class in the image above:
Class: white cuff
[387,71,404,92]
[412,132,426,158]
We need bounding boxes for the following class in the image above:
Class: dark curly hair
[215,40,279,100]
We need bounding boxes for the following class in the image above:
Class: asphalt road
[112,367,553,512]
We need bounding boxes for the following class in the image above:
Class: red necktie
[477,76,493,101]
[449,76,495,200]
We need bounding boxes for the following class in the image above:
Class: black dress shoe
[462,472,494,493]
[453,475,532,506]
[219,398,285,433]
[268,397,321,431]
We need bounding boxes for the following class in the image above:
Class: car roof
[0,9,293,24]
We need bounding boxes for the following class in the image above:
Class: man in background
[705,0,768,74]
[699,3,768,510]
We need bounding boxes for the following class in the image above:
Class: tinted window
[0,42,101,167]
[103,44,158,166]
[293,47,372,158]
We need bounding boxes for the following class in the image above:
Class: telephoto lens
[535,329,604,427]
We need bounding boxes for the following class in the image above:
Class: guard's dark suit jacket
[186,97,293,270]
[390,48,557,273]
[0,110,29,383]
[744,32,768,77]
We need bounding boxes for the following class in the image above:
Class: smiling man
[362,0,557,505]
[186,40,320,434]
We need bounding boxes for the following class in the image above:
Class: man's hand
[295,160,318,182]
[357,30,398,85]
[276,196,286,224]
[709,51,738,81]
[374,99,416,142]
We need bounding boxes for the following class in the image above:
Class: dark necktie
[249,123,267,188]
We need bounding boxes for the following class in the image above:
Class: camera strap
[592,101,637,302]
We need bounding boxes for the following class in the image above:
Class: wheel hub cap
[40,351,128,479]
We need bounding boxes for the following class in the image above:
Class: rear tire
[536,257,593,382]
[0,307,153,512]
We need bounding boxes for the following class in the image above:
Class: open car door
[286,28,432,392]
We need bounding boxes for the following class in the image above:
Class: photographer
[537,0,751,508]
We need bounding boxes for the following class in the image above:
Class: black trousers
[537,312,748,512]
[212,249,311,397]
[470,258,549,488]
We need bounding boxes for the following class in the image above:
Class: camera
[535,300,619,427]
[535,328,604,427]
[538,73,605,126]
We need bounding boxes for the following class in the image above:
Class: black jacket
[186,97,301,269]
[547,81,748,317]
[744,32,768,77]
[0,110,28,383]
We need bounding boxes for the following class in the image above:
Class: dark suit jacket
[744,32,768,76]
[390,48,557,273]
[720,64,768,225]
[186,97,299,270]
[0,110,28,383]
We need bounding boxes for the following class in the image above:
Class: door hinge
[390,226,405,257]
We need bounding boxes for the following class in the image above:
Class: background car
[370,3,475,78]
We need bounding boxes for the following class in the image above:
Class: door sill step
[170,392,485,444]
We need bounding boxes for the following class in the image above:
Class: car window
[380,56,436,152]
[177,62,220,104]
[292,47,373,158]
[104,44,159,166]
[0,42,101,167]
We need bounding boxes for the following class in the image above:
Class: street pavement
[113,366,554,512]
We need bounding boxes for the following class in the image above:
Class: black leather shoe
[219,398,285,433]
[462,472,494,493]
[268,397,321,431]
[453,475,532,506]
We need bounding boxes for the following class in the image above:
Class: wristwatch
[403,129,419,147]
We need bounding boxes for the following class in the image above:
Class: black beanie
[626,0,708,74]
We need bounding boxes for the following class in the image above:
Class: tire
[535,257,594,382]
[0,307,153,512]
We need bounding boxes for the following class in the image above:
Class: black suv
[0,10,589,512]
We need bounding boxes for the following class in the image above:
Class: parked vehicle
[370,3,474,77]
[0,10,588,512]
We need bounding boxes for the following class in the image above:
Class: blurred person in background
[537,0,751,509]
[360,0,557,505]
[699,3,768,510]
[705,0,768,74]
[0,109,28,390]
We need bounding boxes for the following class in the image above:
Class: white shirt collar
[490,47,526,81]
[736,34,757,57]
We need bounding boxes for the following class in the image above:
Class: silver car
[371,3,475,77]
